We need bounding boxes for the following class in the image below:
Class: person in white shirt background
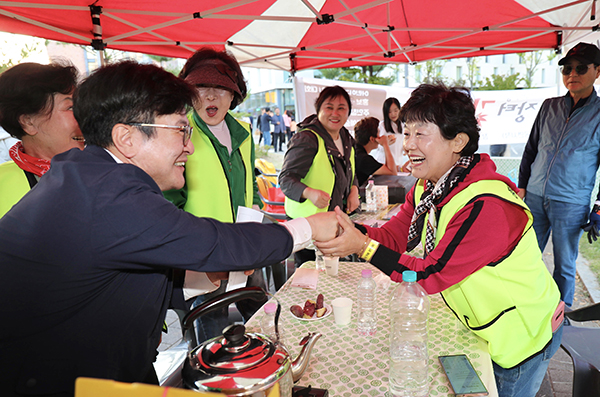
[370,97,410,172]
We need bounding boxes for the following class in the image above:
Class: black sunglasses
[560,64,592,75]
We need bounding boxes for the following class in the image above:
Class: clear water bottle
[357,269,377,336]
[389,270,430,397]
[366,179,377,212]
[260,302,286,347]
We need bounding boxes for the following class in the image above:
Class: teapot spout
[291,332,322,382]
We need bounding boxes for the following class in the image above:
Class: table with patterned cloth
[245,261,499,397]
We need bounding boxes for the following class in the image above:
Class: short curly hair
[400,83,480,156]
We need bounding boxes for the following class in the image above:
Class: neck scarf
[406,155,474,257]
[9,141,51,177]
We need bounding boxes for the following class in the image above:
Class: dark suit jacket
[0,145,292,396]
[259,113,272,133]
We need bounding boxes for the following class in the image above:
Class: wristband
[357,237,370,257]
[361,239,380,262]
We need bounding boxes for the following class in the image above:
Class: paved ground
[536,241,600,397]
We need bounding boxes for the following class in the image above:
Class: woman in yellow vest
[0,62,83,217]
[317,83,563,397]
[280,85,359,265]
[163,48,265,343]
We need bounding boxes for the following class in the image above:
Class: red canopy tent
[0,0,597,71]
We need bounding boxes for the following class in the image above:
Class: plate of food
[290,294,332,321]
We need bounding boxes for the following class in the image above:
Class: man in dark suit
[0,61,336,396]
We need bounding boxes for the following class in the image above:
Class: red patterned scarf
[406,155,474,257]
[9,141,51,177]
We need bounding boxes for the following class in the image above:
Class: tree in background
[415,60,447,84]
[477,73,523,90]
[0,36,42,73]
[465,57,480,89]
[518,50,557,88]
[147,54,182,76]
[316,65,394,85]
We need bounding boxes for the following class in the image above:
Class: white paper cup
[331,297,353,325]
[324,256,339,276]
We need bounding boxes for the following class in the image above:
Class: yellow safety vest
[284,129,355,218]
[415,179,560,368]
[0,161,31,217]
[183,116,253,223]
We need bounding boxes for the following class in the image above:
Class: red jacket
[366,154,528,294]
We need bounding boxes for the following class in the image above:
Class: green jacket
[163,111,260,222]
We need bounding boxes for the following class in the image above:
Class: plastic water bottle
[357,269,377,336]
[366,179,377,212]
[260,302,286,347]
[389,270,430,397]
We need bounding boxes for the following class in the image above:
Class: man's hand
[306,211,339,242]
[583,204,600,243]
[316,207,367,257]
[303,187,331,209]
[206,271,229,287]
[517,188,526,199]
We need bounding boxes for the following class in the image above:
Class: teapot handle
[181,286,267,345]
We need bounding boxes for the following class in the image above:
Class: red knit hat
[184,59,242,98]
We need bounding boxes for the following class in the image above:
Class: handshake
[305,206,369,258]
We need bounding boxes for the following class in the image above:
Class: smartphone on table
[438,354,489,396]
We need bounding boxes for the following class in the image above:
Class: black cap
[558,42,600,65]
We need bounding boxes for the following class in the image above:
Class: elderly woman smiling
[0,62,83,216]
[317,83,563,397]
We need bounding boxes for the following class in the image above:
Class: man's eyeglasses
[561,64,593,75]
[126,123,192,146]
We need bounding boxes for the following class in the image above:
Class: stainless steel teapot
[180,287,321,397]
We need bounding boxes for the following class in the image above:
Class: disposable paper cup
[331,297,353,325]
[324,256,339,276]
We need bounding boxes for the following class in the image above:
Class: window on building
[542,68,546,84]
[502,54,506,64]
[493,67,498,75]
[485,56,489,63]
[510,67,515,75]
[456,66,462,81]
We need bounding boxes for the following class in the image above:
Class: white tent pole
[338,0,387,53]
[103,11,196,53]
[0,8,88,41]
[299,0,320,17]
[105,0,261,43]
[334,0,391,19]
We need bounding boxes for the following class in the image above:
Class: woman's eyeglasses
[124,123,192,146]
[561,64,593,75]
